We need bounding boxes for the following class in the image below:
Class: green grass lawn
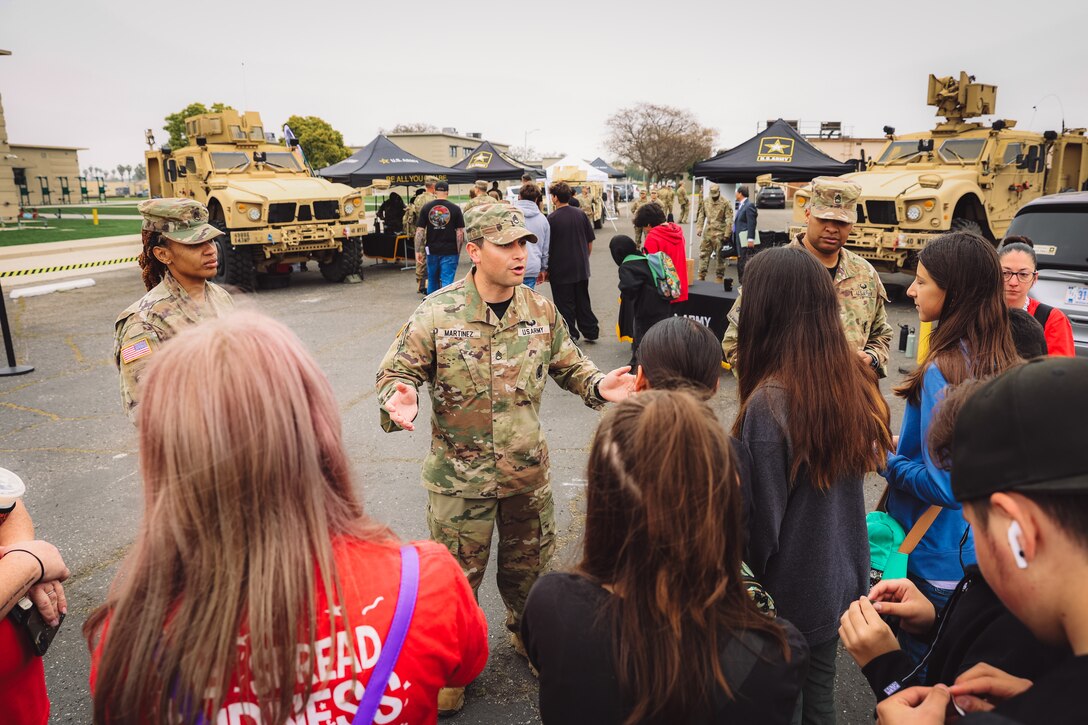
[35,205,142,216]
[0,218,142,247]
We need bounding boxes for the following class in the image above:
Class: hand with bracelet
[1,540,70,626]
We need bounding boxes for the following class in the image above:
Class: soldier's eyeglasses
[1001,270,1036,283]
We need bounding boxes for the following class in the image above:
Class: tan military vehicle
[145,109,374,290]
[791,72,1088,273]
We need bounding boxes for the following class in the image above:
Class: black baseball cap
[952,357,1088,501]
[434,180,450,191]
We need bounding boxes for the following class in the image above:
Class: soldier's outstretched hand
[384,382,419,431]
[598,366,637,403]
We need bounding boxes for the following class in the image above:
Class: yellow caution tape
[0,256,139,278]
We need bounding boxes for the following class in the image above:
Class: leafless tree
[385,122,438,134]
[605,103,716,182]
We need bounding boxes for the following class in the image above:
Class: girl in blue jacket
[884,232,1020,665]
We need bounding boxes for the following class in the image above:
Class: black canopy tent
[692,119,853,183]
[317,134,474,186]
[451,140,544,181]
[590,157,625,178]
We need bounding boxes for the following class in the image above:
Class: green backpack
[866,504,942,587]
[623,252,682,301]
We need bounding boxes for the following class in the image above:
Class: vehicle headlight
[247,207,261,221]
[906,204,923,222]
[344,201,356,215]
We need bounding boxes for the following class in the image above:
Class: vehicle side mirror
[167,158,178,182]
[1025,146,1041,173]
[1015,153,1026,169]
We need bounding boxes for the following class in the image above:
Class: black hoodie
[609,236,672,364]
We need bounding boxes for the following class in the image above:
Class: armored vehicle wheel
[950,217,984,237]
[320,237,363,283]
[214,237,258,292]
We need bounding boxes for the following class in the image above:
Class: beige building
[0,50,16,222]
[385,128,511,166]
[808,137,888,165]
[9,144,86,206]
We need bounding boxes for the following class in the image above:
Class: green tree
[283,115,352,169]
[132,163,147,181]
[163,102,233,148]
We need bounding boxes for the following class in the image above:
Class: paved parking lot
[2,215,917,723]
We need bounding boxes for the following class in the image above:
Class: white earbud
[1007,521,1028,569]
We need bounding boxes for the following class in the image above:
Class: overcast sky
[3,0,1086,173]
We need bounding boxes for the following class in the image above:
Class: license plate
[1066,286,1088,306]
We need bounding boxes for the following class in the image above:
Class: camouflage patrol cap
[424,175,439,185]
[137,198,224,245]
[474,180,489,192]
[465,202,538,246]
[808,177,862,223]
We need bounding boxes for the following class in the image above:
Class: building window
[463,147,472,157]
[449,145,458,158]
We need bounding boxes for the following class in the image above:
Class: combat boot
[438,686,465,716]
[510,632,539,678]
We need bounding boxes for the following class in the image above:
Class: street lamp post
[523,128,540,158]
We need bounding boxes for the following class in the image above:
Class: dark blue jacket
[734,198,758,241]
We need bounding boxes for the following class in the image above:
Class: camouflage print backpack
[623,252,682,301]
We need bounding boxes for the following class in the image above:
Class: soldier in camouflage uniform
[723,177,893,377]
[676,181,689,223]
[578,186,600,226]
[629,189,650,249]
[403,176,438,294]
[463,180,493,212]
[695,184,733,281]
[376,202,635,710]
[657,183,675,221]
[114,199,234,423]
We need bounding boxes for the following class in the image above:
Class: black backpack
[1032,302,1054,327]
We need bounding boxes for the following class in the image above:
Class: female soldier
[114,198,234,422]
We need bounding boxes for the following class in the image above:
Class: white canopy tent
[544,155,609,185]
[543,156,613,226]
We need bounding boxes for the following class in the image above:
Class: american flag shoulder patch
[120,337,153,365]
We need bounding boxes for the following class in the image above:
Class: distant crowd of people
[3,173,1083,725]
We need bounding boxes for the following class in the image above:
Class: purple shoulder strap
[352,544,420,725]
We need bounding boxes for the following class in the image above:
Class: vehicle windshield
[876,141,922,164]
[1007,208,1088,272]
[262,152,303,171]
[211,152,250,171]
[938,139,986,163]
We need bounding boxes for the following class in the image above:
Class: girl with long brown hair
[732,246,892,725]
[86,311,487,724]
[521,390,806,725]
[883,232,1019,666]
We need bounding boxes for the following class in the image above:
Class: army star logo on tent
[757,137,795,163]
[468,151,493,169]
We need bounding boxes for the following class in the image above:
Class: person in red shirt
[85,311,488,725]
[0,498,70,725]
[634,202,689,302]
[1000,237,1076,357]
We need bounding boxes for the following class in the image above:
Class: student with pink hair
[86,311,487,724]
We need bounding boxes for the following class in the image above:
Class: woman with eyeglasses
[999,236,1075,357]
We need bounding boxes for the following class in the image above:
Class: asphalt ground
[2,209,918,723]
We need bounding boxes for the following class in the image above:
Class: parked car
[1005,191,1088,357]
[756,185,786,209]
